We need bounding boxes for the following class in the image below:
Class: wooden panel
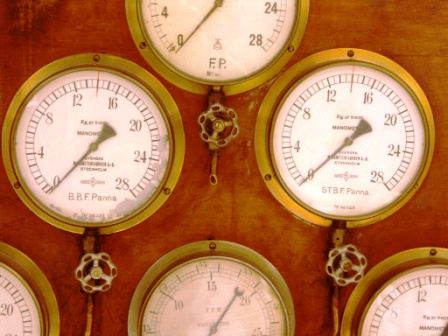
[0,1,447,335]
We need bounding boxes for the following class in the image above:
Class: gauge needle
[441,323,448,336]
[49,123,117,193]
[208,286,244,335]
[176,0,224,54]
[299,118,372,186]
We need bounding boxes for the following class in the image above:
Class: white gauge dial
[128,241,295,336]
[0,264,41,335]
[0,242,59,335]
[273,64,425,218]
[3,54,185,234]
[142,0,297,82]
[361,266,448,335]
[143,257,286,335]
[126,0,309,94]
[341,248,448,336]
[256,49,434,227]
[14,69,168,222]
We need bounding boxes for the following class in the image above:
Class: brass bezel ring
[254,48,435,228]
[0,242,60,335]
[1,53,185,234]
[341,247,448,335]
[128,240,295,336]
[125,0,309,95]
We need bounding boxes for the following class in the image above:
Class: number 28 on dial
[255,49,434,227]
[126,0,309,94]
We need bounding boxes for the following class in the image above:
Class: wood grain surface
[1,1,447,335]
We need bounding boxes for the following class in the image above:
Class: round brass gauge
[255,48,435,228]
[2,53,185,234]
[341,247,448,336]
[125,0,309,95]
[0,242,59,335]
[128,240,295,335]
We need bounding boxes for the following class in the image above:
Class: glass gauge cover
[341,247,448,336]
[128,240,295,336]
[126,0,309,95]
[0,242,59,335]
[255,48,435,227]
[2,53,185,234]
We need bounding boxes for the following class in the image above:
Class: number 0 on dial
[255,49,435,227]
[2,53,185,234]
[126,0,309,94]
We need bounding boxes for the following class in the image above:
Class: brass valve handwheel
[325,244,367,286]
[75,252,118,293]
[198,103,239,149]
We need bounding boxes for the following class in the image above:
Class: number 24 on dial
[126,0,309,94]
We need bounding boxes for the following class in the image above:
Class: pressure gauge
[125,0,309,95]
[128,240,295,335]
[255,48,435,228]
[0,242,59,335]
[2,53,185,234]
[341,247,448,336]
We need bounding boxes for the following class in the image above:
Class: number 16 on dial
[255,48,435,227]
[2,53,185,234]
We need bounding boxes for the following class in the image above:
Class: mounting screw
[347,50,355,58]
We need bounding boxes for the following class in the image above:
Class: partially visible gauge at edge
[126,0,309,95]
[0,242,59,335]
[341,247,448,336]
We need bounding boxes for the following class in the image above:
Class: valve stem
[198,87,239,185]
[329,221,346,336]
